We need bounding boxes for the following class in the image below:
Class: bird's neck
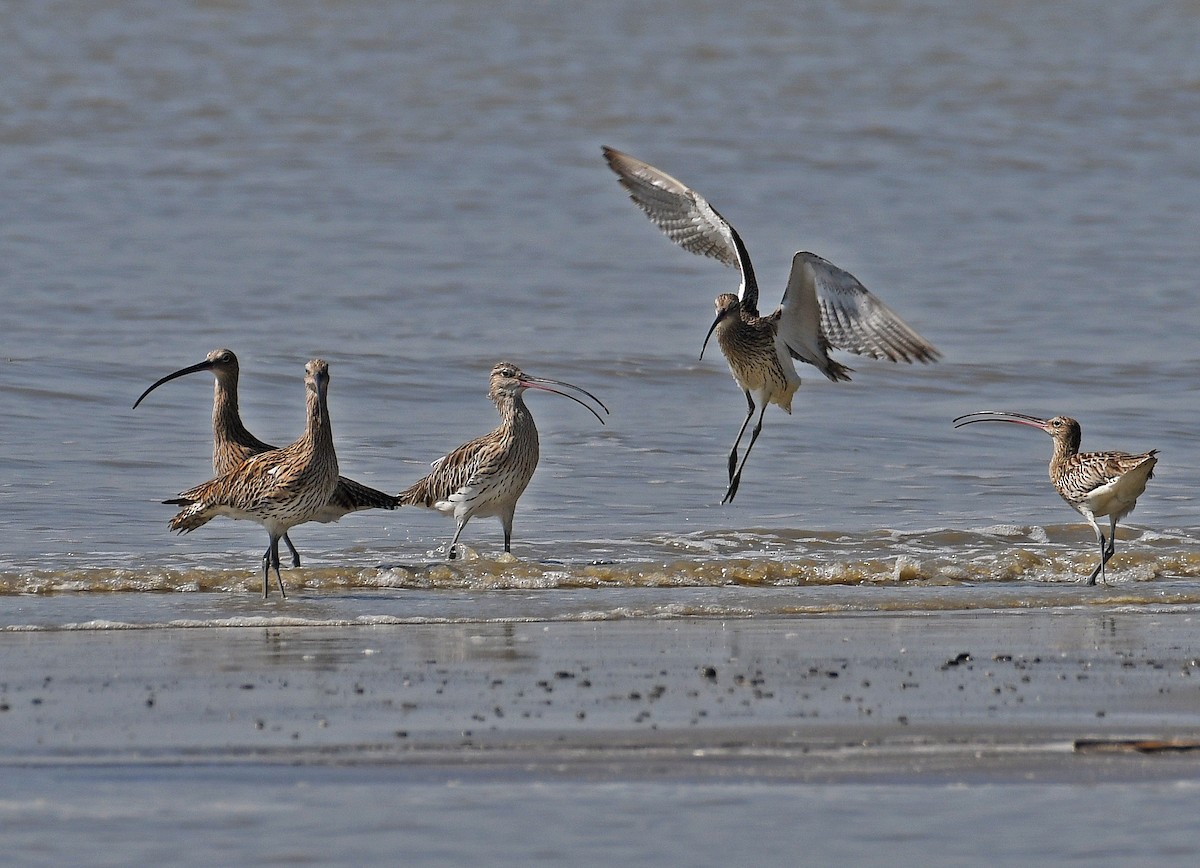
[304,386,334,451]
[495,392,538,439]
[1048,433,1080,480]
[213,376,254,444]
[717,305,764,348]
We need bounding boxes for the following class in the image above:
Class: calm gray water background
[2,0,1200,863]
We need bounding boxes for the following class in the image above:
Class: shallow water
[2,0,1198,603]
[2,0,1200,862]
[4,774,1198,868]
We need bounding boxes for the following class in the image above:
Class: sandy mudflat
[2,604,1199,784]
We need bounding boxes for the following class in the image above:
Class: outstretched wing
[778,252,940,372]
[602,146,760,312]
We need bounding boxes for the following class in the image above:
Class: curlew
[399,362,608,560]
[135,348,397,567]
[166,359,341,599]
[953,411,1158,585]
[602,146,940,503]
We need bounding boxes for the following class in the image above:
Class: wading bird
[602,146,940,503]
[134,348,397,567]
[166,359,341,599]
[399,362,608,559]
[953,411,1158,585]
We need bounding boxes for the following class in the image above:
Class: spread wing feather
[780,252,940,367]
[604,149,940,371]
[603,146,758,310]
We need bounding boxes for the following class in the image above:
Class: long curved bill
[699,310,724,361]
[952,410,1049,430]
[519,375,610,424]
[132,358,217,409]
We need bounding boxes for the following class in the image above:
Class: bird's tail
[786,344,854,382]
[328,477,400,512]
[821,358,854,382]
[166,498,214,534]
[1144,450,1159,480]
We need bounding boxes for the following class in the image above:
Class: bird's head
[700,293,740,361]
[133,347,241,409]
[953,411,1082,451]
[488,361,608,423]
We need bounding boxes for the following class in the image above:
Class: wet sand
[3,605,1200,784]
[4,603,1200,864]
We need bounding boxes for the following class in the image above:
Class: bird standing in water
[953,411,1158,585]
[602,146,940,503]
[399,362,608,559]
[134,348,397,567]
[166,359,341,599]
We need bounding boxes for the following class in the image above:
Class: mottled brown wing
[1062,451,1157,500]
[167,446,303,531]
[399,435,491,508]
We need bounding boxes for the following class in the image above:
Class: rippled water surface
[3,1,1200,861]
[2,0,1199,611]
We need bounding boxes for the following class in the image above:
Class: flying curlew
[603,146,939,503]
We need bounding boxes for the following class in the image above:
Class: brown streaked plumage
[134,348,397,567]
[166,359,340,599]
[602,146,940,503]
[953,411,1159,585]
[399,362,607,560]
